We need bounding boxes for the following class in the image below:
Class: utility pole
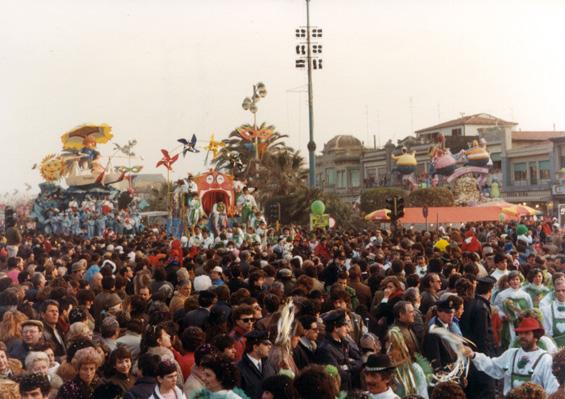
[295,0,322,188]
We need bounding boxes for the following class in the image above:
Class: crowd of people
[0,212,564,399]
[31,192,144,238]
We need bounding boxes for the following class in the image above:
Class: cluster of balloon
[516,224,528,236]
[311,200,325,215]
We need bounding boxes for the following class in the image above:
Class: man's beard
[520,339,536,351]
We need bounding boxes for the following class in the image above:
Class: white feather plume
[275,299,295,351]
[429,326,474,385]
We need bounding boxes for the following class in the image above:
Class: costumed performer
[237,186,257,227]
[494,271,534,349]
[187,193,205,229]
[463,316,559,396]
[210,202,229,237]
[541,278,565,348]
[386,323,430,398]
[509,311,558,354]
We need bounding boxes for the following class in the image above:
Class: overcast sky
[1,0,564,193]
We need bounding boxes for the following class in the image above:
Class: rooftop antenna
[376,110,381,147]
[365,105,370,146]
[409,97,414,133]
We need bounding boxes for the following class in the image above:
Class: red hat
[514,317,544,333]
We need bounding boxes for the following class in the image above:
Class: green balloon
[311,200,326,215]
[498,213,505,222]
[517,224,528,235]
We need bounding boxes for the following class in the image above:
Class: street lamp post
[241,82,267,171]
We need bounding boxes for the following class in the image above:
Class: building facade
[315,135,364,203]
[499,132,565,213]
[315,113,565,216]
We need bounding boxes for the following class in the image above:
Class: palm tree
[256,148,308,202]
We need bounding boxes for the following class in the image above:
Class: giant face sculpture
[195,170,235,215]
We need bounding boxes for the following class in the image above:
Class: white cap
[106,244,115,252]
[101,259,117,273]
[193,275,212,292]
[212,266,223,274]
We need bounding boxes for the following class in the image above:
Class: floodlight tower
[295,0,322,188]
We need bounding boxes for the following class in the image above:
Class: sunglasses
[240,317,255,323]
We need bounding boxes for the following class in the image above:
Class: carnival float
[392,133,493,205]
[157,130,262,238]
[31,124,148,234]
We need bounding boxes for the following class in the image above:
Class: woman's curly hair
[200,353,239,390]
[505,382,546,399]
[430,381,466,399]
[71,347,104,369]
[553,347,565,384]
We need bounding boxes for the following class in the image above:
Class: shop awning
[399,206,510,224]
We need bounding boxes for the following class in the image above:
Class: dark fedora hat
[364,354,396,372]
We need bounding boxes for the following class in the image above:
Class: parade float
[40,124,125,187]
[161,132,257,238]
[31,124,148,234]
[391,133,493,206]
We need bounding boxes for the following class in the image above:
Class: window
[378,167,388,185]
[513,162,527,185]
[560,156,565,170]
[539,160,551,182]
[337,170,346,188]
[350,169,360,187]
[451,128,462,137]
[529,162,538,185]
[417,162,426,176]
[326,168,336,186]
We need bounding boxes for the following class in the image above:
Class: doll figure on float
[429,134,457,185]
[392,147,418,191]
[80,137,105,175]
[461,139,491,167]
